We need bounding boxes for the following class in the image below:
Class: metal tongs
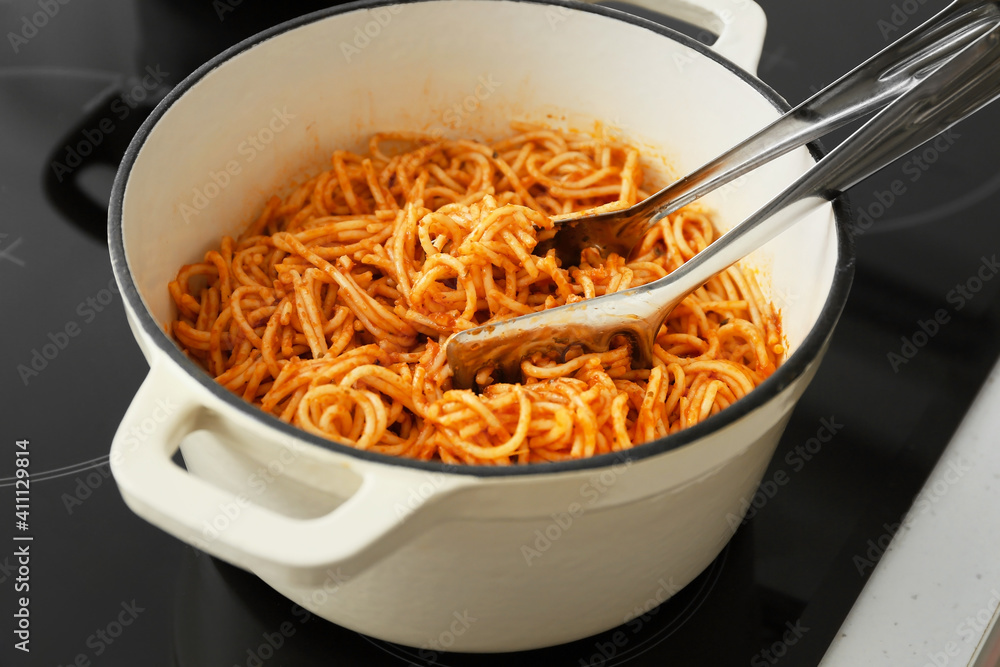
[539,0,1000,265]
[447,3,1000,389]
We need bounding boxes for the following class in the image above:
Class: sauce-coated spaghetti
[168,124,782,464]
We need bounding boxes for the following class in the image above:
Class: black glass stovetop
[3,1,1000,665]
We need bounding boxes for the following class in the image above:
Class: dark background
[2,0,999,665]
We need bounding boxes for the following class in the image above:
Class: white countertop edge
[820,359,1000,667]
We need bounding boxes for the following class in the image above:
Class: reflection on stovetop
[170,530,760,667]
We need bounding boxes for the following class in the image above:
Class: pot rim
[108,0,856,478]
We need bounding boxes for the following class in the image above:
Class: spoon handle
[632,0,1000,228]
[651,23,1000,300]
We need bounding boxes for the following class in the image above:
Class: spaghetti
[168,124,782,464]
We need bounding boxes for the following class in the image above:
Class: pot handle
[110,359,469,585]
[598,0,767,75]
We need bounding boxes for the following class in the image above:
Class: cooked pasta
[168,123,782,464]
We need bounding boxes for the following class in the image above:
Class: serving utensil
[448,21,1000,389]
[538,0,1000,265]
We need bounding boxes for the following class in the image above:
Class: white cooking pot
[109,0,853,652]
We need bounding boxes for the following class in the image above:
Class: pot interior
[120,0,840,367]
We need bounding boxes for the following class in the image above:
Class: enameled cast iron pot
[109,0,853,651]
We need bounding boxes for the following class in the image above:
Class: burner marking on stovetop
[82,75,126,113]
[0,233,25,266]
[862,168,1000,236]
[0,454,110,487]
[0,65,121,82]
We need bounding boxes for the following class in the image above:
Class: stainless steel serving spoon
[537,0,1000,266]
[447,20,1000,389]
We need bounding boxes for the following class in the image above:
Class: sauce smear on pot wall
[167,124,782,464]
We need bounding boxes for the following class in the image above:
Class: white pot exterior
[108,0,852,652]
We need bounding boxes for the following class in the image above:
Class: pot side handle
[590,0,767,75]
[110,360,469,585]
